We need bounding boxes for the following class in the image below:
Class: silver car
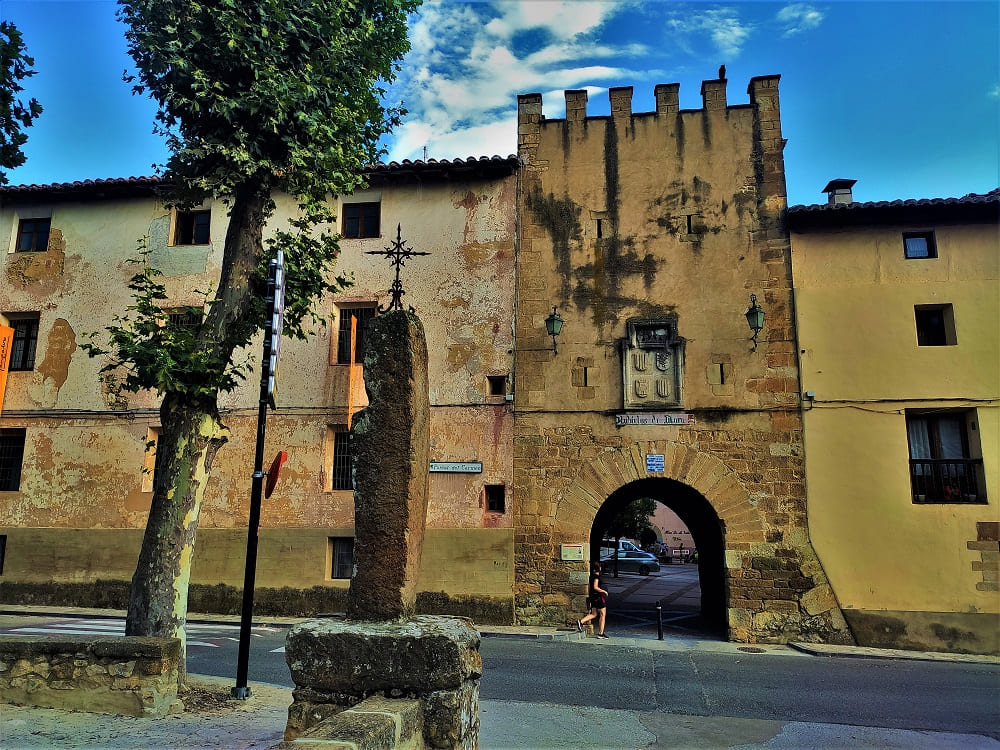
[600,550,660,576]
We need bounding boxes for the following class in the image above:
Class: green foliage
[606,498,657,542]
[95,0,418,395]
[117,0,418,204]
[82,241,247,398]
[0,21,42,184]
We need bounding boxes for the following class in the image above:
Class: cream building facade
[788,184,999,654]
[0,157,519,621]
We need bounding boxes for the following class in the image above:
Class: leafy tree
[604,498,656,576]
[0,21,42,184]
[88,0,417,673]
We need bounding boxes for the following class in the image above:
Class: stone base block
[284,616,481,747]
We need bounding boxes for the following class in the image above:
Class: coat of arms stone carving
[622,317,684,409]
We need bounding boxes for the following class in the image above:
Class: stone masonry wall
[0,636,180,717]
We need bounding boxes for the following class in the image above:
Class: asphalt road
[2,614,998,739]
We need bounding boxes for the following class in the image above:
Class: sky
[1,0,997,206]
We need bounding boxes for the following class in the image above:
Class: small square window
[0,428,26,492]
[336,306,376,364]
[328,425,353,491]
[904,231,936,259]
[5,314,40,371]
[915,304,956,346]
[173,210,211,245]
[329,536,354,579]
[16,218,50,252]
[485,484,506,513]
[342,203,381,239]
[487,375,507,397]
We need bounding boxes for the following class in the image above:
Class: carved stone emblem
[621,317,684,409]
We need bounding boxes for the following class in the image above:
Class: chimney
[609,86,633,120]
[822,179,857,205]
[654,83,680,115]
[700,78,727,111]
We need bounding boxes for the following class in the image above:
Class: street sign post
[233,249,285,700]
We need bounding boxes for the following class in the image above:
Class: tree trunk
[125,183,268,678]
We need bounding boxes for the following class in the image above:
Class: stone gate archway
[522,440,855,645]
[591,478,726,629]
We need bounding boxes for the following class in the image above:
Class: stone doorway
[590,479,727,637]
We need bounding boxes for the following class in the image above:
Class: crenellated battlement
[517,75,781,122]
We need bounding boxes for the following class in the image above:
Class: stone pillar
[565,89,588,122]
[654,83,680,115]
[347,310,430,621]
[701,78,728,110]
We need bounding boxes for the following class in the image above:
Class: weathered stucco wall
[791,218,999,653]
[513,79,853,644]
[0,167,516,616]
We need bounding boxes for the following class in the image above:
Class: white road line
[270,647,285,653]
[12,627,125,636]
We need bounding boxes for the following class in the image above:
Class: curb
[788,641,1000,665]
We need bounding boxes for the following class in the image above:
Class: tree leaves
[0,21,42,184]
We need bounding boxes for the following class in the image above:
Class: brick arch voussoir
[555,442,760,530]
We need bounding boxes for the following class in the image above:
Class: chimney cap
[822,178,857,193]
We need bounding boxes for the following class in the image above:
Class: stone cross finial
[346,310,430,621]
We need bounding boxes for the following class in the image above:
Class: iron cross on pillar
[365,224,430,312]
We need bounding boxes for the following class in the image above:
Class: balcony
[909,458,987,504]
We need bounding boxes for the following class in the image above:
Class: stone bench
[0,635,180,717]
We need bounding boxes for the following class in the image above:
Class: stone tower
[513,75,854,644]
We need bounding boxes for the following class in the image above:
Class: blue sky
[2,0,997,205]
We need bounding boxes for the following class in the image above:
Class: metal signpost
[232,249,285,700]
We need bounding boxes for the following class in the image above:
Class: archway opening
[589,477,726,637]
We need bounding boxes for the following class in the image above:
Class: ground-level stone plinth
[284,616,481,748]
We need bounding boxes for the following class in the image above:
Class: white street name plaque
[615,413,694,427]
[429,461,483,474]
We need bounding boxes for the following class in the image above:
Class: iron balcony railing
[909,458,986,503]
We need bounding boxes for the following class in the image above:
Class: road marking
[270,647,285,653]
[0,618,276,647]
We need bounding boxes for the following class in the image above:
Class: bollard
[656,602,663,640]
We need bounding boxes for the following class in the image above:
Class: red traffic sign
[264,451,288,499]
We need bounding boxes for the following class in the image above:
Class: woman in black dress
[577,561,609,638]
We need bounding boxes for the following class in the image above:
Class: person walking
[577,561,609,638]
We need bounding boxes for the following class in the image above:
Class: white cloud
[989,84,1000,99]
[668,9,753,59]
[776,4,825,37]
[386,0,650,162]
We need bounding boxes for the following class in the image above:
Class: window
[173,210,211,245]
[487,375,507,397]
[485,484,506,513]
[165,307,203,331]
[329,426,353,490]
[904,231,936,259]
[915,304,956,346]
[6,315,40,371]
[0,429,26,492]
[16,218,50,252]
[342,202,380,239]
[329,537,354,579]
[336,306,376,364]
[906,412,986,503]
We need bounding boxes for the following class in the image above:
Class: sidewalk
[1,606,998,749]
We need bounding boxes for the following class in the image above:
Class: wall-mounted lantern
[745,294,765,351]
[544,306,564,354]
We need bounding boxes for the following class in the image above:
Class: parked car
[600,550,660,575]
[599,538,643,559]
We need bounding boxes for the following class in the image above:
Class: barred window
[0,429,26,492]
[329,426,352,491]
[336,306,376,364]
[485,484,506,513]
[330,537,354,579]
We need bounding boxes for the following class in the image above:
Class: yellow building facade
[0,158,520,621]
[789,184,999,653]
